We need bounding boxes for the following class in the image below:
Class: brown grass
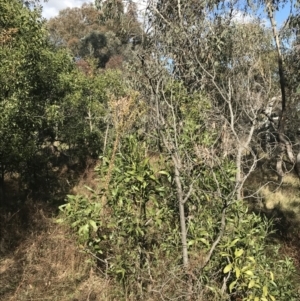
[0,201,118,301]
[245,167,300,281]
[70,159,99,197]
[0,158,112,301]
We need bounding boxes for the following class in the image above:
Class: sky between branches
[41,0,292,30]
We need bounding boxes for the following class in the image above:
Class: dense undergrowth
[1,135,300,301]
[1,0,300,300]
[1,153,300,301]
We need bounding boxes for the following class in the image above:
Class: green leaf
[248,279,255,288]
[229,238,240,247]
[199,238,209,247]
[78,224,89,236]
[235,267,241,278]
[247,256,256,263]
[245,270,254,277]
[149,175,157,181]
[270,281,277,287]
[262,286,268,297]
[229,280,236,293]
[158,170,170,176]
[234,248,244,258]
[89,220,98,231]
[223,264,232,274]
[136,176,144,182]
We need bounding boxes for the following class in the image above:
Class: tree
[47,3,101,55]
[130,0,275,266]
[121,0,299,298]
[0,0,68,200]
[264,0,296,179]
[51,0,300,299]
[0,0,110,200]
[47,2,142,69]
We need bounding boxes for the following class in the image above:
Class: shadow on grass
[0,145,100,300]
[0,144,98,256]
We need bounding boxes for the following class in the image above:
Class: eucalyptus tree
[47,3,101,54]
[122,0,300,298]
[283,3,300,171]
[129,0,278,265]
[261,0,296,179]
[48,1,142,69]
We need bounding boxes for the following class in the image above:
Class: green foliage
[99,135,175,281]
[0,0,129,197]
[59,135,176,288]
[58,193,101,245]
[219,203,298,300]
[0,0,73,178]
[47,1,142,68]
[1,1,299,299]
[79,30,122,68]
[56,66,127,158]
[58,75,299,299]
[59,134,299,300]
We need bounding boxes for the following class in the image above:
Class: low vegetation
[1,0,300,300]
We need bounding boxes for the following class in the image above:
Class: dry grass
[0,204,217,301]
[0,159,123,301]
[245,167,300,275]
[282,173,300,187]
[246,165,300,223]
[0,202,118,301]
[0,162,114,301]
[260,186,299,210]
[70,159,99,197]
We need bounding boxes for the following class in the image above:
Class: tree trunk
[236,147,243,200]
[173,156,189,268]
[266,0,294,178]
[0,162,4,205]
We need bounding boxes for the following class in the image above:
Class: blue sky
[259,1,293,28]
[276,4,291,26]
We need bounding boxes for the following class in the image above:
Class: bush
[59,135,299,300]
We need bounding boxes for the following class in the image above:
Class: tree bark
[266,0,294,178]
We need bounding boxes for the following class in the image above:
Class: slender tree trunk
[103,122,110,156]
[266,0,294,178]
[236,147,243,200]
[172,155,189,268]
[88,108,93,132]
[0,162,4,205]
